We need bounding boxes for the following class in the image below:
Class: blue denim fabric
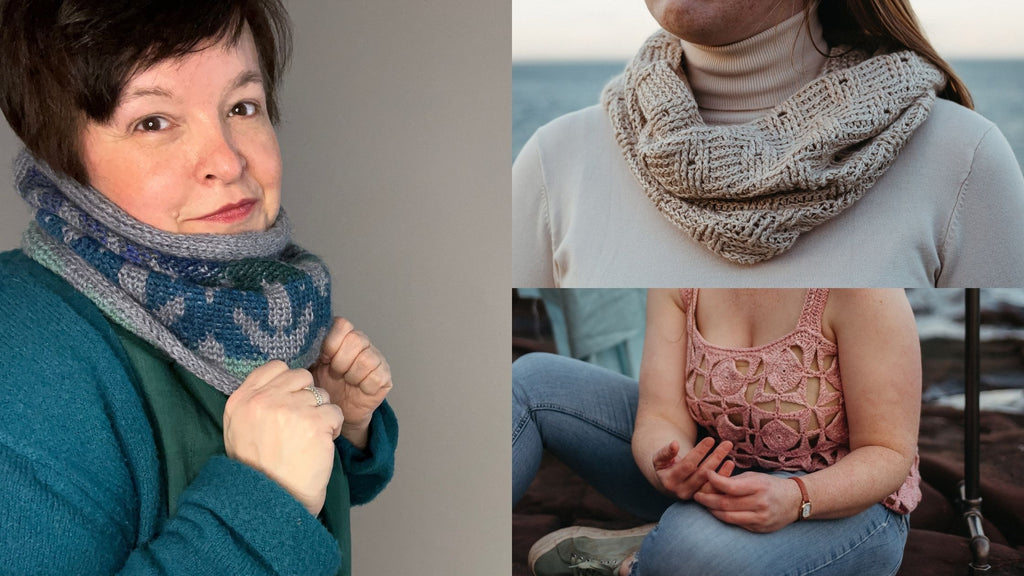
[513,352,910,576]
[631,481,909,576]
[513,352,674,519]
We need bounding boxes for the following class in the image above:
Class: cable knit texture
[602,30,946,264]
[682,289,921,513]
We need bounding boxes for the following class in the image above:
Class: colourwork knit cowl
[602,30,946,264]
[16,149,332,395]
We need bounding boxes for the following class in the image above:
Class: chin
[183,213,273,235]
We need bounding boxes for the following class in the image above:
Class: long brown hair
[813,0,973,109]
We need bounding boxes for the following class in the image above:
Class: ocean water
[512,59,1024,165]
[908,288,1024,413]
[512,62,625,157]
[907,288,1024,342]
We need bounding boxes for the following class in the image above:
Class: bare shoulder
[825,289,914,335]
[647,288,686,312]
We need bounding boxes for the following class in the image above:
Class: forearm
[811,290,920,519]
[632,414,696,495]
[799,445,914,520]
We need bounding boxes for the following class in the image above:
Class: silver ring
[307,384,324,407]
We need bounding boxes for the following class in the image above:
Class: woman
[0,2,396,574]
[514,289,921,575]
[512,0,1024,287]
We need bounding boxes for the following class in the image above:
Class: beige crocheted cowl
[602,31,946,264]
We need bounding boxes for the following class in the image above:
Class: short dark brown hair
[0,0,292,183]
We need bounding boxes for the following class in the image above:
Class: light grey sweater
[512,100,1024,287]
[512,14,1024,288]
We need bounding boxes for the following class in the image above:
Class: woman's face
[645,0,807,46]
[80,28,281,235]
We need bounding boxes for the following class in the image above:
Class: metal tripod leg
[961,289,990,573]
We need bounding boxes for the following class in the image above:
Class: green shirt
[113,324,353,574]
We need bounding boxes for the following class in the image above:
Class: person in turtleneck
[672,2,827,126]
[512,0,1024,287]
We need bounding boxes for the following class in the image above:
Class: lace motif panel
[681,289,921,514]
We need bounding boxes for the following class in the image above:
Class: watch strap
[791,476,810,521]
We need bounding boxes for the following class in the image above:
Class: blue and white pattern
[16,150,333,394]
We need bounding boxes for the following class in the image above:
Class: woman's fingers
[330,330,372,382]
[304,384,331,406]
[672,439,731,479]
[227,362,314,419]
[318,402,345,440]
[224,363,348,518]
[321,317,392,393]
[655,438,734,499]
[321,317,369,380]
[696,459,737,496]
[319,317,355,365]
[694,490,747,511]
[694,472,796,533]
[331,342,392,399]
[236,359,291,392]
[663,437,713,474]
[653,441,680,470]
[717,459,736,477]
[693,475,762,510]
[682,437,727,466]
[677,440,732,490]
[704,469,759,496]
[360,356,392,395]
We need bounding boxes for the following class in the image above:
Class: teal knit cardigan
[0,250,396,575]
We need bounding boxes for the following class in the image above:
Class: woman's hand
[693,471,803,533]
[223,361,344,517]
[653,437,734,500]
[312,317,393,450]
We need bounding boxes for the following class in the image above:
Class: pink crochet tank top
[682,289,921,514]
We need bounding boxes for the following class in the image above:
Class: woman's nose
[195,122,246,184]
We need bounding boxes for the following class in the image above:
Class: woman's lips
[197,199,258,223]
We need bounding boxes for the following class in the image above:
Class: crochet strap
[679,288,695,327]
[796,289,830,333]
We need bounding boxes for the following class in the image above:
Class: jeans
[512,353,910,576]
[513,352,675,518]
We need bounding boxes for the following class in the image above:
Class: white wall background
[0,0,511,573]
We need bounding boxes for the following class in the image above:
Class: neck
[681,6,826,125]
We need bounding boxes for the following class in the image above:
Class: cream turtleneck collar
[681,6,827,125]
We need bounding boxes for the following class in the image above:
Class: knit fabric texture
[602,31,946,264]
[682,289,921,513]
[0,250,349,575]
[15,149,332,394]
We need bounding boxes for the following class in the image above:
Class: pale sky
[513,1,1024,61]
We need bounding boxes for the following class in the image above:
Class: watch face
[801,502,812,519]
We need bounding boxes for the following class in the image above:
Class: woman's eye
[134,116,170,132]
[229,102,259,117]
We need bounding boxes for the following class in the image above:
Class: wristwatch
[791,476,811,521]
